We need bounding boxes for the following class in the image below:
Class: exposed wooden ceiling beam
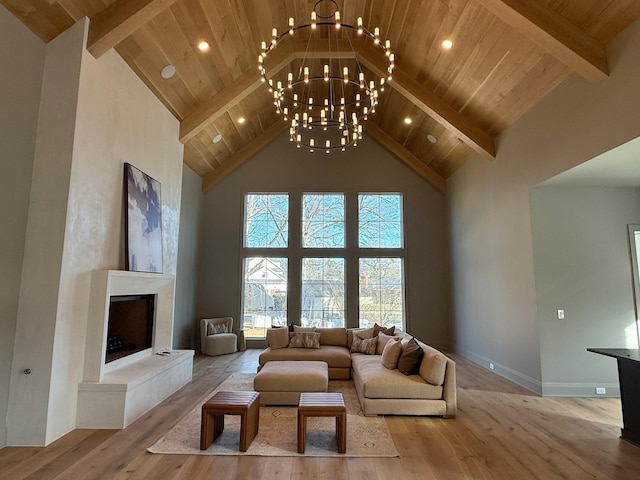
[356,41,496,160]
[365,123,447,195]
[202,121,288,193]
[87,0,180,58]
[475,0,608,82]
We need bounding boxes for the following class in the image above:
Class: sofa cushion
[316,327,347,346]
[259,345,352,369]
[266,327,290,349]
[351,334,378,354]
[381,337,402,369]
[398,337,424,375]
[289,332,321,348]
[417,340,448,386]
[293,326,316,334]
[376,332,398,354]
[351,354,443,400]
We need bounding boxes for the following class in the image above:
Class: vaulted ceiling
[4,0,640,194]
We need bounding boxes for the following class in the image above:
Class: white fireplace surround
[84,269,175,381]
[77,270,193,429]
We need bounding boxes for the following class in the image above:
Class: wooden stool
[200,391,260,451]
[297,392,346,454]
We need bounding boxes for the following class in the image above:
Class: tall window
[242,194,289,337]
[357,194,404,330]
[241,192,405,337]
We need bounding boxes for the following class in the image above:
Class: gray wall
[449,18,640,394]
[531,187,640,396]
[174,164,203,349]
[0,6,45,448]
[197,133,452,349]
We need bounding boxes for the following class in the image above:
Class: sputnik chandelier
[258,0,394,153]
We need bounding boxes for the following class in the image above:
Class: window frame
[240,190,407,337]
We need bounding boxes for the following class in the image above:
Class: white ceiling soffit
[542,136,640,187]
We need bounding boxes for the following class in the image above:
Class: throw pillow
[266,327,290,349]
[419,347,448,386]
[376,332,398,355]
[397,337,424,375]
[373,323,395,337]
[207,322,228,335]
[289,332,321,349]
[381,337,402,369]
[350,334,378,355]
[347,327,375,348]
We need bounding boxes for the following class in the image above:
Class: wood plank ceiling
[4,0,640,194]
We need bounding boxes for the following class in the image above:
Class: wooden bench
[297,392,346,453]
[200,391,260,451]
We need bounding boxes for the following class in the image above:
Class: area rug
[147,373,399,457]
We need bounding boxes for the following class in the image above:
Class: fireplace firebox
[106,294,155,363]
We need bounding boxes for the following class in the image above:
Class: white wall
[197,133,452,348]
[0,5,45,448]
[449,18,640,393]
[6,18,183,446]
[531,187,640,396]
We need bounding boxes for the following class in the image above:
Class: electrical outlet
[557,309,565,319]
[489,362,495,370]
[596,387,606,395]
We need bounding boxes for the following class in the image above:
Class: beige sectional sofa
[258,326,457,417]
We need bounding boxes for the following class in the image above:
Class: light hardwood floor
[1,350,639,480]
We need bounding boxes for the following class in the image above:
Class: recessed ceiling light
[427,134,437,144]
[238,117,246,124]
[404,117,413,125]
[161,65,176,79]
[212,134,223,144]
[442,39,453,50]
[198,41,210,52]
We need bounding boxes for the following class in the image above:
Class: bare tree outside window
[244,194,288,248]
[302,194,345,248]
[359,257,404,329]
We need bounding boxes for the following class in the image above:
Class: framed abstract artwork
[124,163,163,273]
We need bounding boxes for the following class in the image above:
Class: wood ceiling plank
[475,0,608,82]
[179,41,295,143]
[202,121,288,193]
[355,40,496,159]
[365,122,447,195]
[87,0,181,58]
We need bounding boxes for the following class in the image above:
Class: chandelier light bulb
[289,17,294,35]
[357,17,363,34]
[311,12,317,29]
[335,11,341,29]
[324,64,329,81]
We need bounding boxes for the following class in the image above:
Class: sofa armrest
[442,357,457,418]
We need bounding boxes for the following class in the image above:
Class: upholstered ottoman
[253,361,328,405]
